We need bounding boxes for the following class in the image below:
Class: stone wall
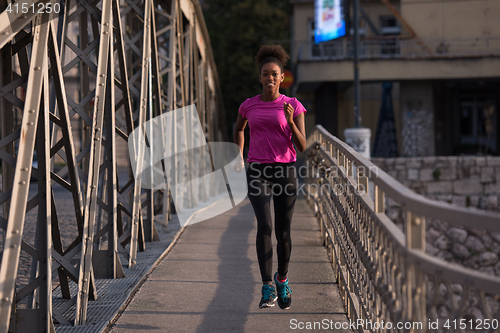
[371,156,500,278]
[372,156,500,212]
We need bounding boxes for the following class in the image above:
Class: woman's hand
[233,159,245,173]
[284,102,294,124]
[233,114,247,173]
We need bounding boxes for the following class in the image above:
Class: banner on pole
[314,0,346,44]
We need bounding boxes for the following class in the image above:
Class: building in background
[290,0,500,157]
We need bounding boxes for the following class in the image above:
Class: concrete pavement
[108,195,352,333]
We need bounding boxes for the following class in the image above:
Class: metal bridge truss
[0,0,224,331]
[306,125,500,333]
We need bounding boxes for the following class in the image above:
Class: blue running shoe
[274,273,292,309]
[259,284,277,309]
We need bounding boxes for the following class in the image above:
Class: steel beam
[0,0,53,49]
[0,0,14,227]
[129,0,154,267]
[0,11,50,333]
[36,57,54,333]
[75,0,113,324]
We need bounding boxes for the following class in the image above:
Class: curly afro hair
[255,45,290,73]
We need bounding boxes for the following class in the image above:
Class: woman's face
[259,62,284,93]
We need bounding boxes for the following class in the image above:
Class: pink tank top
[238,94,307,163]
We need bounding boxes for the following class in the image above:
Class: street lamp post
[353,0,361,128]
[344,0,371,159]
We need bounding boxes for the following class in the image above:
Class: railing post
[406,212,425,251]
[375,185,385,213]
[357,167,368,195]
[406,211,426,332]
[319,201,325,246]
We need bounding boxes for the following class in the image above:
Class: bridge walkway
[109,196,352,333]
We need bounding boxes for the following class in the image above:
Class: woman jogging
[233,45,307,310]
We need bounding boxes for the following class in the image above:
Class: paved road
[109,195,352,333]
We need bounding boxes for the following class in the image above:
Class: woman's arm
[284,103,307,152]
[233,114,248,171]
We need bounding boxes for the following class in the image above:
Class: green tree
[202,0,291,138]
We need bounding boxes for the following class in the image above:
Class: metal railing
[305,125,500,333]
[295,37,500,61]
[0,0,225,331]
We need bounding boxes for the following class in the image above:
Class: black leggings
[246,162,298,283]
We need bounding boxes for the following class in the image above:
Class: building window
[459,97,497,154]
[379,15,400,35]
[308,19,321,58]
[379,15,400,56]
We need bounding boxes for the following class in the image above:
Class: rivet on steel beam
[12,230,19,234]
[103,32,108,35]
[29,109,35,113]
[2,297,9,302]
[10,244,16,248]
[19,181,26,185]
[21,168,28,171]
[35,67,41,70]
[99,83,105,86]
[82,278,87,282]
[100,74,105,77]
[104,23,109,26]
[28,122,34,126]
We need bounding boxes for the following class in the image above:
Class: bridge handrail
[305,133,500,293]
[305,125,500,332]
[308,125,500,229]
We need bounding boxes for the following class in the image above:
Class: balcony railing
[295,37,500,61]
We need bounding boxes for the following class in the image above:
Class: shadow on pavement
[195,203,255,333]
